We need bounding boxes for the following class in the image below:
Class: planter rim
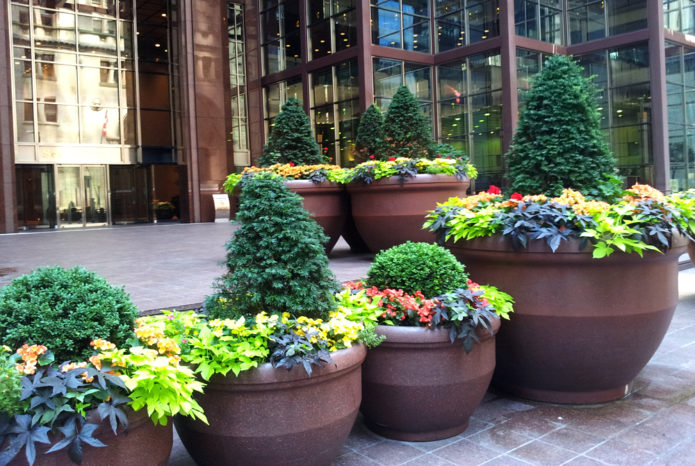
[208,343,366,388]
[347,174,467,191]
[376,315,500,345]
[283,179,343,191]
[447,232,688,257]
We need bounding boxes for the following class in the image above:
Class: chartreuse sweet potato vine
[425,184,695,259]
[134,287,382,380]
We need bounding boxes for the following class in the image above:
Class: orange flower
[90,339,116,351]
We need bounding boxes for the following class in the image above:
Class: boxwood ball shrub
[366,242,468,298]
[206,173,340,320]
[0,266,138,362]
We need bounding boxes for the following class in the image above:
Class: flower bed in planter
[426,185,695,404]
[345,157,475,253]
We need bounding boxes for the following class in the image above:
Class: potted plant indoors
[346,86,475,252]
[165,174,380,466]
[228,97,347,253]
[351,242,513,441]
[424,55,695,404]
[0,266,205,466]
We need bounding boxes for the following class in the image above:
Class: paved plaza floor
[1,223,695,465]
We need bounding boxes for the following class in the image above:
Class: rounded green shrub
[206,173,339,320]
[366,242,468,297]
[0,266,138,362]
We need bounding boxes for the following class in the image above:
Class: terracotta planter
[689,241,695,266]
[175,344,366,466]
[347,174,470,253]
[361,319,500,441]
[7,408,172,466]
[446,235,687,404]
[284,180,347,253]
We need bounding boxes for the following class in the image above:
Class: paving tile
[584,439,657,465]
[461,417,495,438]
[344,419,386,451]
[361,440,427,466]
[610,425,677,456]
[406,435,466,453]
[480,454,532,465]
[561,455,609,466]
[470,397,535,424]
[508,439,577,464]
[400,453,458,466]
[433,438,501,465]
[540,427,606,455]
[332,450,383,466]
[465,424,535,454]
[497,409,564,437]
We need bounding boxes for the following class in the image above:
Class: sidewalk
[1,223,694,465]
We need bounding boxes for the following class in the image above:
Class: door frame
[55,164,111,229]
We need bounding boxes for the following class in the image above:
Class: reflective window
[575,44,652,185]
[374,58,433,122]
[260,0,301,75]
[665,42,695,190]
[435,0,498,52]
[437,51,502,189]
[10,0,136,147]
[665,0,695,35]
[264,77,303,136]
[310,59,359,165]
[228,3,249,159]
[308,0,356,59]
[372,0,430,52]
[568,0,646,45]
[515,0,562,44]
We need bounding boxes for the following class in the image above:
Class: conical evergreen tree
[382,86,434,159]
[260,97,325,166]
[206,174,339,320]
[355,103,385,160]
[506,55,616,196]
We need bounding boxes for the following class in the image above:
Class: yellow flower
[90,339,116,351]
[551,189,586,206]
[623,183,667,203]
[89,354,103,370]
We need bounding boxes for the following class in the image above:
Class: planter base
[499,382,633,405]
[365,418,470,442]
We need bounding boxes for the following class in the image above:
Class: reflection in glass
[14,61,33,100]
[80,107,119,144]
[34,11,76,51]
[12,6,31,47]
[15,165,56,229]
[56,166,83,227]
[83,166,108,224]
[436,0,499,52]
[15,101,35,143]
[38,104,79,142]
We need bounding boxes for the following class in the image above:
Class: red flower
[487,185,501,195]
[288,162,295,167]
[435,154,441,158]
[510,192,523,201]
[369,155,375,160]
[388,157,396,161]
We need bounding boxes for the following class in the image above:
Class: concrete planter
[361,320,499,441]
[446,235,687,404]
[347,174,470,253]
[174,344,366,466]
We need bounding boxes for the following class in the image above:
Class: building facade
[1,0,694,233]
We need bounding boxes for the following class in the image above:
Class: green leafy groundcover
[425,184,695,259]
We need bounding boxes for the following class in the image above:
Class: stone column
[648,1,669,192]
[0,3,17,233]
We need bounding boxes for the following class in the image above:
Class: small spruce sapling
[382,86,434,159]
[259,97,326,166]
[355,103,385,160]
[207,174,339,320]
[506,55,616,196]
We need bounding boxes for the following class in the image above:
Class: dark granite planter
[347,174,470,253]
[7,408,172,466]
[284,180,347,254]
[446,235,687,404]
[175,344,366,466]
[361,319,500,441]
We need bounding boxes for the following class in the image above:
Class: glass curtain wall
[228,3,249,166]
[516,48,550,109]
[371,0,430,52]
[437,51,502,189]
[373,57,433,124]
[568,0,647,45]
[308,0,357,59]
[10,0,135,147]
[310,59,359,165]
[665,42,695,191]
[435,0,499,52]
[665,0,695,34]
[514,0,562,44]
[576,44,652,184]
[260,0,300,75]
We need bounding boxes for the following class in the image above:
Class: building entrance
[56,165,109,228]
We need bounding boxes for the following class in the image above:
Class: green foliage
[208,174,339,320]
[0,267,138,362]
[507,55,616,196]
[367,242,468,297]
[0,346,25,415]
[355,104,385,160]
[260,97,325,166]
[382,86,434,159]
[478,286,514,320]
[345,157,475,184]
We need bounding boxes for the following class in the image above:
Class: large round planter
[347,174,470,253]
[174,344,366,466]
[284,180,347,253]
[7,408,172,466]
[446,235,687,404]
[688,241,695,266]
[361,318,500,441]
